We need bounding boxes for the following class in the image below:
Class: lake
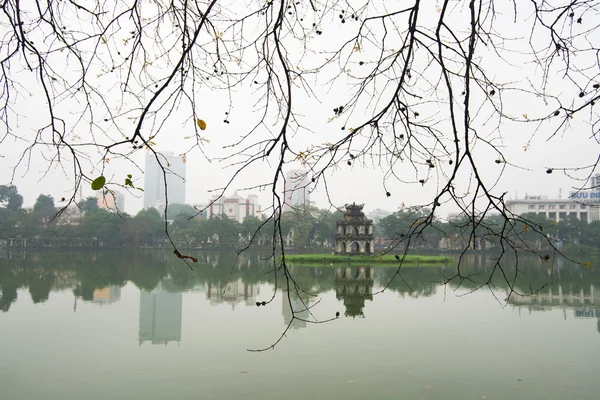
[1,250,599,399]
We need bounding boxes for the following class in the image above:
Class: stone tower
[335,203,374,255]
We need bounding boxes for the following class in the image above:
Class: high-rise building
[143,152,186,209]
[283,169,310,211]
[96,190,125,212]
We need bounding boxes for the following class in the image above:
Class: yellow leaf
[580,261,593,269]
[197,119,207,130]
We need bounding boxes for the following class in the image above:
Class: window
[549,212,556,220]
[580,204,587,209]
[559,205,566,210]
[538,205,546,210]
[528,205,536,210]
[580,212,588,223]
[569,204,577,210]
[559,212,567,221]
[548,205,556,210]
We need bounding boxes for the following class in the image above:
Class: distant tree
[33,195,56,222]
[78,196,100,215]
[122,208,164,246]
[165,204,197,220]
[241,215,269,246]
[207,215,242,248]
[0,186,23,238]
[0,185,23,211]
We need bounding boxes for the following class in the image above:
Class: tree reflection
[1,250,599,326]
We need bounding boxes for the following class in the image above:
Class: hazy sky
[0,0,598,217]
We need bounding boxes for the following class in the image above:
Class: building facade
[207,193,259,223]
[505,175,600,223]
[506,195,597,222]
[335,203,374,254]
[143,152,186,209]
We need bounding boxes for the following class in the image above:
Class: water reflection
[2,250,600,319]
[2,250,600,400]
[509,282,600,334]
[282,292,311,329]
[335,267,374,318]
[139,286,182,346]
[204,279,260,309]
[92,286,121,305]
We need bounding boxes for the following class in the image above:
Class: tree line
[2,184,599,252]
[0,185,347,249]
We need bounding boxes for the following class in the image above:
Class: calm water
[1,250,599,400]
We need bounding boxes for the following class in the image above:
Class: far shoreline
[282,253,455,266]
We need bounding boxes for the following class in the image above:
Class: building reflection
[204,279,259,309]
[281,291,312,329]
[335,266,374,318]
[509,283,600,334]
[92,286,121,305]
[139,285,183,346]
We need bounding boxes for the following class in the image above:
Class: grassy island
[282,253,454,267]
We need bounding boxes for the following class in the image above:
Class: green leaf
[91,176,106,190]
[127,174,132,179]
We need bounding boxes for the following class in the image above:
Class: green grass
[282,253,454,266]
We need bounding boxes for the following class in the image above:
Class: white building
[143,152,186,209]
[207,193,260,223]
[506,176,600,223]
[283,169,310,211]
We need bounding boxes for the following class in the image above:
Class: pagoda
[334,203,374,255]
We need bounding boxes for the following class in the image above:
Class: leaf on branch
[581,261,593,269]
[197,119,207,130]
[91,176,106,190]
